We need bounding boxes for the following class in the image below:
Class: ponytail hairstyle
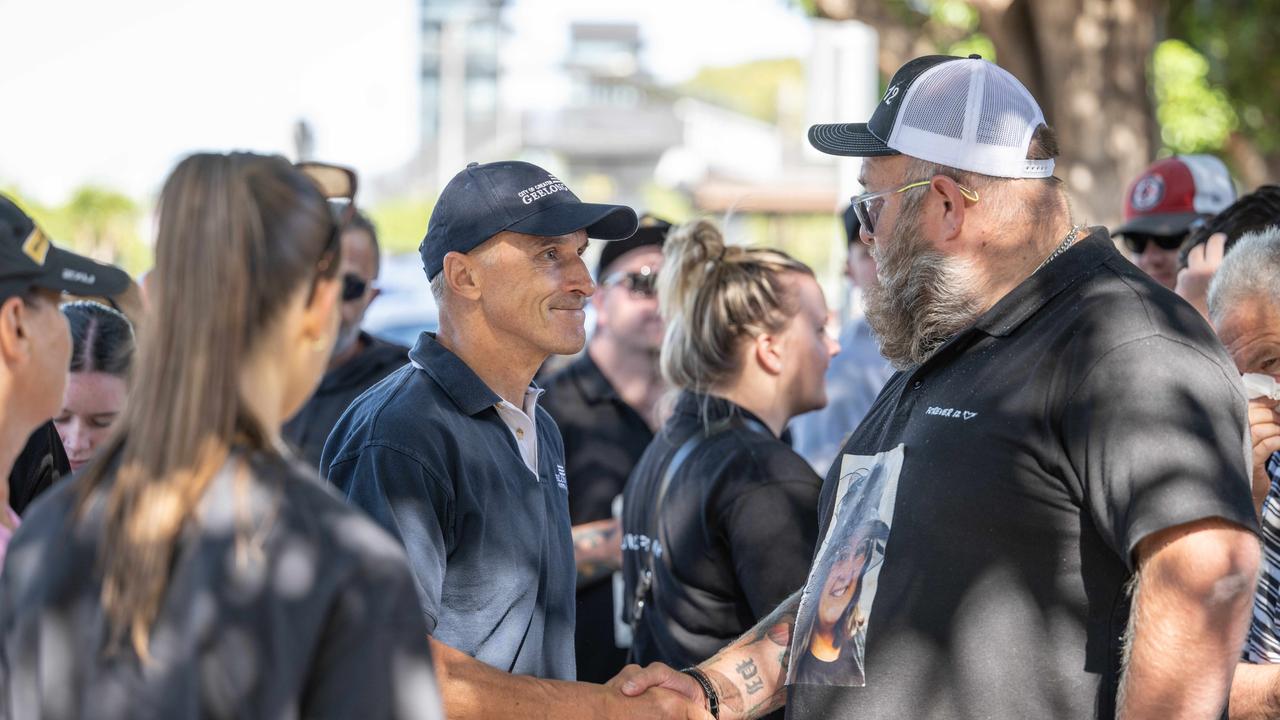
[657,219,814,393]
[78,152,337,660]
[63,301,135,380]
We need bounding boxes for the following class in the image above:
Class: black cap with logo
[420,161,638,280]
[595,213,671,278]
[0,194,130,302]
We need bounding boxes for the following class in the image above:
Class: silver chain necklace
[1035,224,1086,273]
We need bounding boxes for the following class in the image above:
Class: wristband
[680,667,720,719]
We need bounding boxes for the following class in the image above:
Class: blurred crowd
[0,53,1278,720]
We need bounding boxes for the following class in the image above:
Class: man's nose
[567,254,595,297]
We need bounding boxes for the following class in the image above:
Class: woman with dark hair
[54,301,134,472]
[621,219,838,708]
[0,153,442,718]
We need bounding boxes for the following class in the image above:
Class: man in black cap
[615,55,1260,720]
[542,213,670,683]
[322,163,710,719]
[0,194,129,561]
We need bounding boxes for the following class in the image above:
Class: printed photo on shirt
[787,444,903,687]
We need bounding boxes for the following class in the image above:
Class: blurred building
[364,8,878,343]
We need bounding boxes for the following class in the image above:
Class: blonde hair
[658,219,814,392]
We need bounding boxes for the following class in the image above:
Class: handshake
[598,662,719,720]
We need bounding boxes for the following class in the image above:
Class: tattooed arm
[573,518,622,588]
[611,590,801,720]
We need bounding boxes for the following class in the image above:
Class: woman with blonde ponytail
[620,219,839,688]
[0,153,442,719]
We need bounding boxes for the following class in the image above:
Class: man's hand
[610,663,707,706]
[609,592,800,720]
[603,676,713,720]
[1175,232,1227,320]
[430,638,710,719]
[1247,398,1280,514]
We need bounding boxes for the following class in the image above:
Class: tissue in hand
[1243,373,1280,401]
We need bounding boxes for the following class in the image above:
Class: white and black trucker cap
[808,54,1054,179]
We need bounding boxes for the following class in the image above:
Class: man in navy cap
[0,194,129,561]
[322,162,710,719]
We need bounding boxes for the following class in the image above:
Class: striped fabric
[1245,452,1280,663]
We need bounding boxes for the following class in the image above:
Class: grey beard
[863,214,985,370]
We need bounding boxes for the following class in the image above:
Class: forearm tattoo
[701,592,801,719]
[573,519,621,588]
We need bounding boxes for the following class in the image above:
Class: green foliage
[1167,0,1280,155]
[641,184,694,225]
[944,33,995,62]
[680,58,806,124]
[1151,39,1236,154]
[365,195,436,255]
[929,0,978,31]
[1,185,149,274]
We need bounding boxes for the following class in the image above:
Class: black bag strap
[628,414,771,647]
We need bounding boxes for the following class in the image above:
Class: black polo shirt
[623,391,821,670]
[785,230,1257,720]
[283,332,409,469]
[541,353,654,682]
[321,333,577,681]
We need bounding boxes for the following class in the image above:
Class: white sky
[0,0,811,205]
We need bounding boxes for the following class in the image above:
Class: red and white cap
[1114,155,1236,237]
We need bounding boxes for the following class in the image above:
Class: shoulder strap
[629,416,769,643]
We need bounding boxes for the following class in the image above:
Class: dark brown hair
[77,152,336,659]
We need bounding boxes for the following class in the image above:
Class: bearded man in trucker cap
[613,54,1260,720]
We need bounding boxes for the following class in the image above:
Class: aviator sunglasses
[602,266,658,298]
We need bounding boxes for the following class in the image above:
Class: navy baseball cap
[0,194,130,302]
[420,161,639,279]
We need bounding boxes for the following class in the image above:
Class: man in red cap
[1113,155,1236,289]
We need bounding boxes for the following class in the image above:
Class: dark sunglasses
[1121,233,1183,254]
[296,161,359,276]
[341,273,370,302]
[603,267,658,298]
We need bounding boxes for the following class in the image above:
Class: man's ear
[0,296,32,366]
[930,175,970,243]
[443,252,482,302]
[753,332,784,376]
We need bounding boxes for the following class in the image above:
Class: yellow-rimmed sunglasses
[850,178,980,238]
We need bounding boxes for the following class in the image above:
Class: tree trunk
[814,0,1161,227]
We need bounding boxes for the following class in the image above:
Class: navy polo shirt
[320,333,577,680]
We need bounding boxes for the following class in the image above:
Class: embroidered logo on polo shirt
[555,464,568,490]
[925,406,978,421]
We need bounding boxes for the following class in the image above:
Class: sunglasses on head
[341,273,371,302]
[1121,233,1184,254]
[296,161,359,274]
[603,267,658,297]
